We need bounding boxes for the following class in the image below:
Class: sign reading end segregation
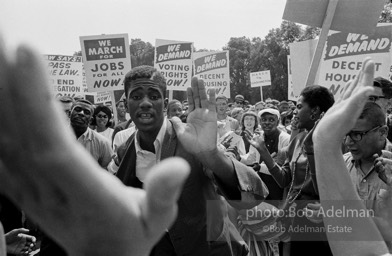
[155,39,193,91]
[193,51,230,98]
[80,34,131,93]
[44,55,84,98]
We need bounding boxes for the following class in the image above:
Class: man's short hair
[123,65,166,97]
[359,102,386,127]
[374,77,392,98]
[216,95,228,102]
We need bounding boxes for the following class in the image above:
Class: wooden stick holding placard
[110,91,118,125]
[305,0,339,87]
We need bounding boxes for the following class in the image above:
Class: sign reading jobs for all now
[289,25,392,101]
[80,34,132,93]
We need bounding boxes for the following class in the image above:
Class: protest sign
[289,25,392,100]
[193,51,230,98]
[287,55,298,101]
[95,91,112,105]
[44,55,85,98]
[80,34,131,93]
[283,0,385,35]
[155,39,193,91]
[250,71,271,87]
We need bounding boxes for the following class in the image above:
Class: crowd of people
[0,41,392,256]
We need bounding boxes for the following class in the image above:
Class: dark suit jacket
[116,120,267,256]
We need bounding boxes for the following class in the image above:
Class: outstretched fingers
[191,76,201,108]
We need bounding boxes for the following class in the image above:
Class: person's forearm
[197,148,238,192]
[315,141,388,256]
[258,147,291,188]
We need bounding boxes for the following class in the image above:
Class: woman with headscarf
[92,105,114,143]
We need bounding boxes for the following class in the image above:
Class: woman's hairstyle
[231,107,244,118]
[301,85,335,113]
[240,111,259,131]
[281,110,294,126]
[91,105,112,127]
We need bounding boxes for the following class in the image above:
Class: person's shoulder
[91,129,111,145]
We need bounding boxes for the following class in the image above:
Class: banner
[80,34,131,93]
[44,55,85,98]
[154,39,193,91]
[289,25,392,100]
[250,70,271,87]
[193,51,230,98]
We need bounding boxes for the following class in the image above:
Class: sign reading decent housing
[193,51,230,98]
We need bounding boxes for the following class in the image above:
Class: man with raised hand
[313,58,392,256]
[0,41,190,256]
[116,66,267,256]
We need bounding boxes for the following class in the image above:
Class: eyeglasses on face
[97,114,108,119]
[345,125,382,142]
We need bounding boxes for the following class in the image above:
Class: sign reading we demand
[80,34,131,93]
[155,39,193,91]
[193,51,230,98]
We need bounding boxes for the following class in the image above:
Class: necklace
[286,147,309,204]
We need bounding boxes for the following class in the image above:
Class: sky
[0,0,287,55]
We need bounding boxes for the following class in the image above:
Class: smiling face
[243,115,256,131]
[216,98,228,116]
[126,79,165,135]
[96,111,109,129]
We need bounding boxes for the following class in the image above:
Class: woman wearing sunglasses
[92,105,114,143]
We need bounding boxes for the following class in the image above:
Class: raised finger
[191,76,201,108]
[197,78,209,109]
[186,87,195,112]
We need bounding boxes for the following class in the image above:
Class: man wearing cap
[246,108,290,202]
[234,94,245,109]
[70,99,113,169]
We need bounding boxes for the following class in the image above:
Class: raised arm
[313,58,389,256]
[0,40,189,256]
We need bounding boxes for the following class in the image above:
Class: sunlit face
[126,79,165,134]
[243,115,256,131]
[96,111,109,128]
[60,102,73,120]
[293,96,314,130]
[260,113,279,134]
[216,99,228,115]
[167,102,183,118]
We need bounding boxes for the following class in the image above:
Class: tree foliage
[224,21,319,103]
[129,39,155,67]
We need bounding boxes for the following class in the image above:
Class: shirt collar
[135,118,167,153]
[79,127,93,141]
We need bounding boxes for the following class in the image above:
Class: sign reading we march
[154,39,193,91]
[80,34,131,93]
[44,55,85,98]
